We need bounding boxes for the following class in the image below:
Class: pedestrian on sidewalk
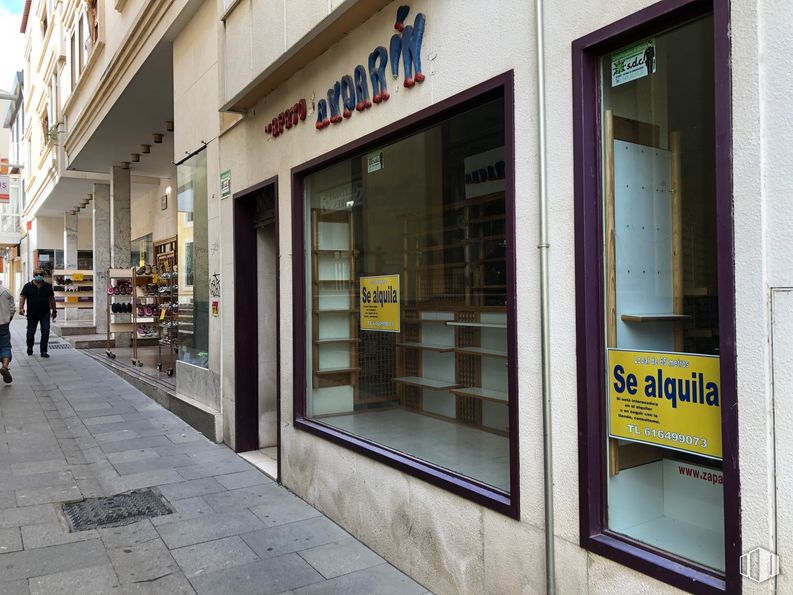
[0,279,16,383]
[19,268,57,358]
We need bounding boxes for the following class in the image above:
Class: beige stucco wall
[130,176,178,243]
[206,0,791,593]
[34,215,93,251]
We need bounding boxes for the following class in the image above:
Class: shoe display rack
[129,264,178,375]
[131,266,160,367]
[156,264,178,377]
[53,269,94,311]
[105,268,135,360]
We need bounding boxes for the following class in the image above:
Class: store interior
[305,96,511,492]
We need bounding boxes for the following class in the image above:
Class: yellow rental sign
[608,349,722,460]
[360,274,400,333]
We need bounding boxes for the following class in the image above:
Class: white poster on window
[464,147,506,199]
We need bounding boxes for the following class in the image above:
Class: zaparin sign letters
[608,349,722,459]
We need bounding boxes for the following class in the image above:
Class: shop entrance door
[233,179,280,481]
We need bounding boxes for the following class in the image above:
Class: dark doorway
[233,178,279,480]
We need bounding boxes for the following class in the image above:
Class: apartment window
[70,32,77,88]
[573,2,738,593]
[294,74,518,514]
[78,18,85,73]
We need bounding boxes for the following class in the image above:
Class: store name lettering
[612,365,719,409]
[316,5,426,130]
[360,285,398,307]
[265,99,308,138]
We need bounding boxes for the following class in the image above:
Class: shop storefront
[211,0,791,592]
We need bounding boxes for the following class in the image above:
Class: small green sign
[220,170,231,199]
[611,38,656,87]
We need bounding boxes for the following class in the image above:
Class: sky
[0,0,25,94]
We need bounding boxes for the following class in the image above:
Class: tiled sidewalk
[0,320,428,595]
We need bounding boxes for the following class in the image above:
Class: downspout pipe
[534,0,556,593]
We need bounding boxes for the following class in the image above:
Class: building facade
[18,0,793,593]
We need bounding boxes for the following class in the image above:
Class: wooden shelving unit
[309,208,359,415]
[395,190,509,435]
[52,269,94,310]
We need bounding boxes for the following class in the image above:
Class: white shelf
[455,346,507,358]
[397,342,455,353]
[393,376,462,391]
[446,321,507,329]
[451,387,508,403]
[621,313,691,322]
[316,367,361,375]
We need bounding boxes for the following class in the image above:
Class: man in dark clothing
[19,268,57,358]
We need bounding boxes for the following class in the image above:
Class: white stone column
[63,211,79,321]
[93,184,111,335]
[110,166,131,268]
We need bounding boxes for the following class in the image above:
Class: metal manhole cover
[62,489,174,531]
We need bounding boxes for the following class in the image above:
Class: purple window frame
[572,1,739,593]
[291,71,520,518]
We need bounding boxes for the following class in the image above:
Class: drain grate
[62,489,174,531]
[47,343,72,349]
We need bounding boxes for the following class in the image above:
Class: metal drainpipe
[534,0,555,593]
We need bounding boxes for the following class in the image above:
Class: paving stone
[108,538,179,584]
[115,570,195,594]
[241,517,350,560]
[121,469,184,491]
[155,510,265,549]
[188,553,323,595]
[0,470,77,491]
[113,454,194,475]
[0,526,22,553]
[10,459,69,476]
[83,415,126,426]
[106,449,161,464]
[20,522,99,549]
[0,578,29,595]
[150,496,214,527]
[15,484,82,507]
[0,489,17,509]
[171,535,260,578]
[28,563,119,595]
[203,483,280,512]
[0,538,109,581]
[248,491,322,528]
[175,459,252,481]
[292,563,427,595]
[214,470,272,490]
[0,503,59,528]
[297,538,385,579]
[99,435,174,454]
[157,478,228,501]
[99,519,160,548]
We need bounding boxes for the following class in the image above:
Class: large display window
[294,77,517,512]
[176,150,209,368]
[573,2,738,593]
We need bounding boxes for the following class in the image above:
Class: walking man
[19,268,57,358]
[0,280,16,383]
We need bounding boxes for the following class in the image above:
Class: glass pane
[600,16,723,571]
[304,97,510,492]
[176,151,209,368]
